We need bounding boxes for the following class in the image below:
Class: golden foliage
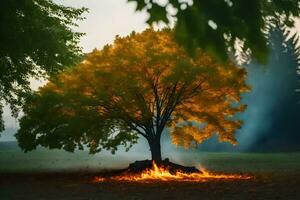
[29,28,249,150]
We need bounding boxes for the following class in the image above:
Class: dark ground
[1,151,300,199]
[0,170,299,199]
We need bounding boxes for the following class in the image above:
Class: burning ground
[0,151,300,199]
[93,161,251,182]
[0,169,298,200]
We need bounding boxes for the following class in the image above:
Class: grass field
[0,150,300,199]
[1,149,300,173]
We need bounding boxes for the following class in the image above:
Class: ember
[94,162,252,182]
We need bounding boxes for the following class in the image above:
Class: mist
[195,29,300,152]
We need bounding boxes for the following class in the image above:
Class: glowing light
[94,162,252,182]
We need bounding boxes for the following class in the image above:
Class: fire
[94,162,251,182]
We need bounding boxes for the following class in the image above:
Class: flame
[94,162,251,182]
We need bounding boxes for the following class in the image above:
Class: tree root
[127,158,200,174]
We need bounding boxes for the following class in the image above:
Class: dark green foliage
[16,90,138,154]
[128,0,300,63]
[0,0,87,132]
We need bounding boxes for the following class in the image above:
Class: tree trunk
[148,137,162,163]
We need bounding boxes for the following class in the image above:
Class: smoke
[237,29,300,151]
[197,29,300,152]
[236,60,285,150]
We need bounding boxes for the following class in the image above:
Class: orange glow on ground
[94,162,252,182]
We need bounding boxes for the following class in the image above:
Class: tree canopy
[16,29,249,161]
[128,0,300,64]
[0,0,87,132]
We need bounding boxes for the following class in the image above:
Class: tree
[0,0,87,132]
[128,0,300,64]
[16,29,249,163]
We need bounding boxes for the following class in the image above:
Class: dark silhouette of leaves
[128,0,300,64]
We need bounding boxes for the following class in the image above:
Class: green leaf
[147,3,169,24]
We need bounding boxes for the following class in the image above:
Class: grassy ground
[0,150,300,199]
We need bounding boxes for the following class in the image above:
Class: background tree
[16,29,249,163]
[238,27,300,151]
[0,0,87,132]
[128,0,300,63]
